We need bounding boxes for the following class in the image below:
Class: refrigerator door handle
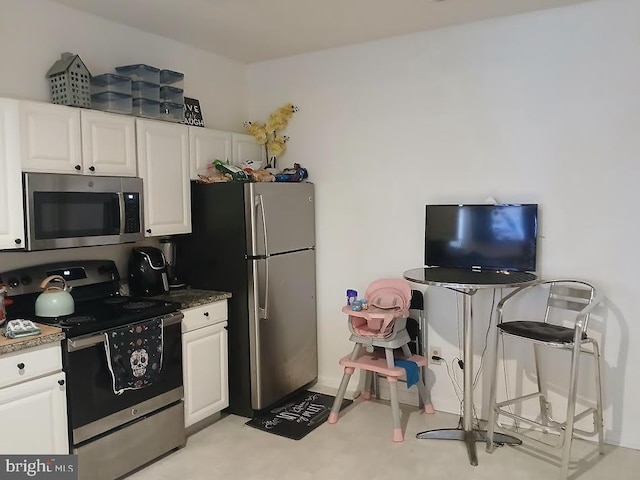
[256,194,269,320]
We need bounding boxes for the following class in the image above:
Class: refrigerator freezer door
[248,249,317,410]
[246,182,315,257]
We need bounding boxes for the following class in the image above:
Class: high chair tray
[342,305,407,318]
[339,351,427,377]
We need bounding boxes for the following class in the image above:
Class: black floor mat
[245,390,353,440]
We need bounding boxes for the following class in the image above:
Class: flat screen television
[424,204,538,272]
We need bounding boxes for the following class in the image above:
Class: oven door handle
[67,313,184,352]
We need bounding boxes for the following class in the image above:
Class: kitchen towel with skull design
[104,318,164,395]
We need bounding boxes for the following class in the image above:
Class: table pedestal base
[416,428,522,466]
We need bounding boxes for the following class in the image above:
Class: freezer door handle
[256,193,269,257]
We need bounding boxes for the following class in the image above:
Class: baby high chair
[327,278,435,442]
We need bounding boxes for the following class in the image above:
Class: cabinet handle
[89,166,96,172]
[58,379,65,386]
[14,238,21,245]
[203,312,209,317]
[17,363,25,370]
[146,229,152,234]
[75,164,81,171]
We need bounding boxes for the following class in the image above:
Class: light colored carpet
[127,398,639,480]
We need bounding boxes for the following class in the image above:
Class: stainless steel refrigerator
[176,181,317,417]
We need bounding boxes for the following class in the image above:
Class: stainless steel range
[1,260,186,480]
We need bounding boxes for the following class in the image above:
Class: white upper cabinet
[0,98,25,250]
[231,133,265,167]
[19,101,82,174]
[136,119,191,237]
[189,127,232,180]
[81,110,137,176]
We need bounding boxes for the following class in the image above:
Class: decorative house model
[46,52,91,107]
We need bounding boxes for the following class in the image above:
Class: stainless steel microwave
[23,173,144,251]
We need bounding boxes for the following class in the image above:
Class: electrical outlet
[430,346,442,365]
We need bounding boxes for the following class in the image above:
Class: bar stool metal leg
[560,339,582,480]
[593,341,605,455]
[486,324,501,453]
[533,343,551,431]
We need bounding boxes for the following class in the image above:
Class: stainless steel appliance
[1,260,185,480]
[128,246,170,296]
[159,237,186,289]
[176,181,317,417]
[23,173,144,251]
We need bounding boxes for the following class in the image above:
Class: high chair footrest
[339,352,427,377]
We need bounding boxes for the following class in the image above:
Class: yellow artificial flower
[244,104,298,165]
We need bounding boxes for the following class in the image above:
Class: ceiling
[50,0,593,64]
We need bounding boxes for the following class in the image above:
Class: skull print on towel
[104,318,164,394]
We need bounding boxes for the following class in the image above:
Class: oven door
[64,315,183,446]
[23,173,143,250]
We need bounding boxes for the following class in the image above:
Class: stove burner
[59,315,95,326]
[104,297,128,305]
[123,301,155,310]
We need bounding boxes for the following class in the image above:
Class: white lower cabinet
[182,301,229,428]
[0,343,69,454]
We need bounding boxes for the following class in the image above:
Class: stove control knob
[20,275,31,286]
[131,408,139,416]
[17,363,25,370]
[58,379,65,386]
[203,311,209,317]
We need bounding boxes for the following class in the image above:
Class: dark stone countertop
[151,287,232,310]
[0,324,65,356]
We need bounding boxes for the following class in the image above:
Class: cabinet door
[136,119,191,236]
[19,101,82,174]
[81,110,137,176]
[189,127,232,179]
[182,322,229,427]
[231,133,265,167]
[0,99,25,250]
[0,371,69,454]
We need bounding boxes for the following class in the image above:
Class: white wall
[1,0,638,451]
[0,0,247,131]
[246,0,640,449]
[0,0,248,274]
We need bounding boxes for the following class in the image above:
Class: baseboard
[373,379,421,406]
[313,374,423,405]
[312,376,360,400]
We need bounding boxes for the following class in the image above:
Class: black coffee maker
[159,237,185,289]
[128,246,169,296]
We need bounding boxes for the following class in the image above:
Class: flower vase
[266,155,280,174]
